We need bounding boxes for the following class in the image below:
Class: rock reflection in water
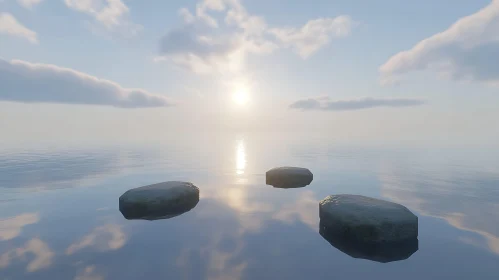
[120,198,199,221]
[319,222,418,263]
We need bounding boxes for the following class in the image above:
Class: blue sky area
[1,0,498,146]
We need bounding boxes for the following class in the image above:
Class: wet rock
[320,221,418,263]
[266,167,313,188]
[319,194,418,243]
[119,181,199,221]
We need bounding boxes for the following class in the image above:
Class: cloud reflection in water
[0,213,39,241]
[0,238,54,272]
[380,159,499,255]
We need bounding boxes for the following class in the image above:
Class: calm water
[1,134,499,280]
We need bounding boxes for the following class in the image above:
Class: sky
[0,0,498,147]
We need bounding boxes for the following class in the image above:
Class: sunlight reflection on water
[236,139,246,175]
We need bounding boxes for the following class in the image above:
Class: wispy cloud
[157,24,242,74]
[17,0,44,9]
[64,0,142,37]
[0,13,38,43]
[380,0,499,86]
[74,265,104,280]
[157,0,355,74]
[0,58,173,108]
[289,97,426,111]
[269,16,355,58]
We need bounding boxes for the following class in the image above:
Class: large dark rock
[319,194,418,243]
[320,221,418,263]
[119,181,199,221]
[266,167,313,188]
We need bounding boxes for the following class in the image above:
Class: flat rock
[319,194,418,243]
[119,181,199,221]
[266,167,313,188]
[320,221,418,263]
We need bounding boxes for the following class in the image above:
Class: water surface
[1,134,498,279]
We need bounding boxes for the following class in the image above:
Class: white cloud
[157,23,247,74]
[195,1,220,28]
[64,0,142,36]
[158,0,354,74]
[179,8,195,24]
[0,213,39,241]
[289,97,426,111]
[223,0,267,35]
[202,0,226,11]
[74,265,104,280]
[0,238,54,272]
[380,0,499,85]
[17,0,44,9]
[0,13,38,43]
[270,16,355,58]
[66,224,126,255]
[0,58,173,108]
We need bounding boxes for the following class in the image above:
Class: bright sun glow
[232,87,249,105]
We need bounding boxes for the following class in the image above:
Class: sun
[232,87,249,106]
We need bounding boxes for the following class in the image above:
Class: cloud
[289,97,426,111]
[74,265,104,280]
[0,13,38,43]
[160,26,236,57]
[0,58,173,108]
[64,0,142,36]
[0,213,39,241]
[179,8,196,24]
[269,16,355,58]
[157,0,354,74]
[17,0,44,9]
[66,224,126,255]
[0,238,54,272]
[157,24,244,74]
[380,0,499,85]
[194,0,222,28]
